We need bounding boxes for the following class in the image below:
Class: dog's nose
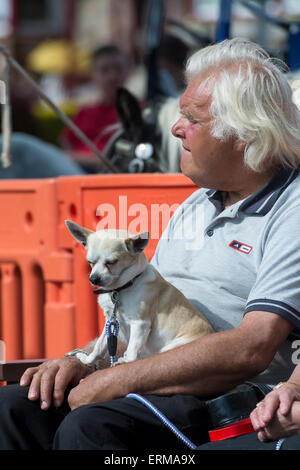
[89,273,102,286]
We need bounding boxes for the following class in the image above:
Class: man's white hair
[185,38,300,172]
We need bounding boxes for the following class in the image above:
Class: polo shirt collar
[206,167,299,215]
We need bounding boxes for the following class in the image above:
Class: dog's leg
[116,320,151,364]
[76,328,107,365]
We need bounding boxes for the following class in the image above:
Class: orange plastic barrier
[0,179,75,359]
[0,174,197,359]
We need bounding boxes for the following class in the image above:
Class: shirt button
[207,229,214,237]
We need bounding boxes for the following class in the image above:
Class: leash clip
[111,290,120,315]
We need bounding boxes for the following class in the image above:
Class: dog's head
[65,220,149,290]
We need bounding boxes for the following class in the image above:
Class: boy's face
[91,53,128,102]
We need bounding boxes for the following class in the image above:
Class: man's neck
[223,167,277,209]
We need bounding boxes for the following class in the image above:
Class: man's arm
[67,310,293,409]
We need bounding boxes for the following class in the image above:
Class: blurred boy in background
[61,45,128,155]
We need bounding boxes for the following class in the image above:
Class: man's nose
[171,118,185,139]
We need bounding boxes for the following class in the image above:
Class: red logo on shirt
[229,240,253,254]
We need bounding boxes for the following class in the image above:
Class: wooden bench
[0,359,44,384]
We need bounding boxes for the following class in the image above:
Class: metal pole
[1,55,11,167]
[216,0,232,42]
[144,0,164,101]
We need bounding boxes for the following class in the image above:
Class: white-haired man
[1,38,300,450]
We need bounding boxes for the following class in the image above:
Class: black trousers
[0,384,211,450]
[2,384,299,451]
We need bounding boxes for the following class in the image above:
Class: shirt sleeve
[245,204,300,331]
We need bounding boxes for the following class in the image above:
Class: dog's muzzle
[89,273,103,286]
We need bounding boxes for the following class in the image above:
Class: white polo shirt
[151,167,300,385]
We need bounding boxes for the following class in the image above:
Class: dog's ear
[116,88,144,142]
[125,231,150,254]
[65,220,94,247]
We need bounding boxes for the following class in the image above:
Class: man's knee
[53,403,135,450]
[0,384,30,412]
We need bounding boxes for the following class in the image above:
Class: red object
[209,418,254,442]
[62,102,119,153]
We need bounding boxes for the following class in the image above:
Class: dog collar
[93,272,142,295]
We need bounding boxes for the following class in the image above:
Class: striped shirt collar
[206,167,299,215]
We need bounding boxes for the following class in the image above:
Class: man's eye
[181,112,198,124]
[187,115,200,124]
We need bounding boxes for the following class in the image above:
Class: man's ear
[125,231,150,254]
[65,220,94,247]
[234,140,247,152]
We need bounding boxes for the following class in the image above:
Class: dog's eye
[105,259,117,266]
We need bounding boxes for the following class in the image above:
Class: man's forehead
[180,76,213,110]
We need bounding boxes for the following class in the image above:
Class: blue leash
[126,393,197,450]
[105,290,120,367]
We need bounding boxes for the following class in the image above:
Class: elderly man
[1,38,300,450]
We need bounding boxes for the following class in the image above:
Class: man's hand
[20,357,93,410]
[251,383,300,441]
[67,367,118,410]
[251,401,300,442]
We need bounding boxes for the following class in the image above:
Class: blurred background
[0,0,299,175]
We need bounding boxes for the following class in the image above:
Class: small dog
[66,220,213,366]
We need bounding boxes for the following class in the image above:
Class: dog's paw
[76,352,92,364]
[114,357,127,366]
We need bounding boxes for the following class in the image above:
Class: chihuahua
[65,220,213,366]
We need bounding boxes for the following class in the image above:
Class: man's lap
[3,384,298,450]
[0,385,210,450]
